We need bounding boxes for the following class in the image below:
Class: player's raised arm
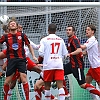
[27,44,38,63]
[38,39,45,58]
[29,39,40,50]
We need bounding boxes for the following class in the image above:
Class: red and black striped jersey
[67,35,84,68]
[0,32,30,60]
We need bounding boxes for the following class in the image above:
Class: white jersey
[84,36,100,68]
[25,39,40,57]
[38,34,68,70]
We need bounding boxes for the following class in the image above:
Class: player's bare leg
[34,79,44,100]
[29,65,43,77]
[34,79,56,100]
[85,75,100,100]
[4,74,14,100]
[44,81,51,100]
[0,51,7,77]
[63,80,70,98]
[20,72,29,100]
[56,80,65,100]
[0,59,5,77]
[0,51,6,59]
[80,83,100,97]
[7,80,17,100]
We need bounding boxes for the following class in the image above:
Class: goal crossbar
[7,7,92,17]
[0,2,100,7]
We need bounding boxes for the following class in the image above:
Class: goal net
[0,4,100,100]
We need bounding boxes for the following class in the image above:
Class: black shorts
[64,62,85,85]
[6,58,27,77]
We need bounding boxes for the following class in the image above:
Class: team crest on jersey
[68,43,70,47]
[18,36,22,40]
[12,43,18,50]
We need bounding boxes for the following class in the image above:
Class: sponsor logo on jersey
[12,43,18,50]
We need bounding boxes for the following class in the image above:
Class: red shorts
[12,57,37,80]
[26,57,37,71]
[43,69,64,82]
[2,49,6,55]
[12,70,20,81]
[86,67,100,83]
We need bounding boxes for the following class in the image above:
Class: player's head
[48,23,56,34]
[86,24,96,38]
[8,20,18,31]
[66,25,75,37]
[18,24,23,32]
[2,25,9,34]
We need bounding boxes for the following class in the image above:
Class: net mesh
[0,6,99,100]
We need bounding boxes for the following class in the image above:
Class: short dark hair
[48,23,56,32]
[67,25,75,32]
[87,24,96,33]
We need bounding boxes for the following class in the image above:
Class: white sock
[7,89,12,100]
[45,90,51,100]
[96,83,100,90]
[59,88,65,100]
[91,93,99,100]
[40,72,43,78]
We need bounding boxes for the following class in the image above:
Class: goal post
[0,3,100,100]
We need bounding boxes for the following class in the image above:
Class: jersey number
[51,43,60,54]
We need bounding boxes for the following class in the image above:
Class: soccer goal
[0,2,100,100]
